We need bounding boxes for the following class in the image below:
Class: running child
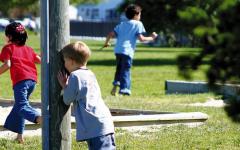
[0,22,42,143]
[104,4,158,96]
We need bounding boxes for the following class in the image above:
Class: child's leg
[16,134,24,144]
[110,86,118,96]
[111,54,122,95]
[119,55,132,95]
[112,54,122,86]
[4,81,28,142]
[4,80,41,136]
[4,104,25,134]
[4,110,25,144]
[87,133,116,150]
[18,80,41,123]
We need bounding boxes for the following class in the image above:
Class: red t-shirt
[0,43,38,86]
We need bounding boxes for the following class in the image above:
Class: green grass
[0,33,240,149]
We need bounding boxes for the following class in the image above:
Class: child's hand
[57,71,68,88]
[151,32,158,39]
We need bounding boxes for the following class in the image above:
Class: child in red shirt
[0,22,42,143]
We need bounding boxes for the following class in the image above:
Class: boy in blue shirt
[57,41,115,149]
[104,4,158,96]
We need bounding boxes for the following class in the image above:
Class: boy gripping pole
[57,41,116,149]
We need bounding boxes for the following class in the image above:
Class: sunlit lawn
[0,33,239,150]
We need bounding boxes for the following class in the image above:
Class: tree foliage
[121,0,240,121]
[177,0,240,122]
[119,0,191,33]
[119,0,211,46]
[0,0,100,17]
[119,0,238,84]
[178,0,239,85]
[0,0,37,17]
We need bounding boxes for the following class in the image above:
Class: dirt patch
[0,106,42,140]
[187,99,226,107]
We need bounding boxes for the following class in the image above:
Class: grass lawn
[0,33,240,150]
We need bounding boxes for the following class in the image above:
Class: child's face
[64,57,74,73]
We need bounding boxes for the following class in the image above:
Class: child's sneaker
[111,86,118,96]
[119,88,131,96]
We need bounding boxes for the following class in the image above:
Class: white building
[77,0,124,22]
[69,5,78,20]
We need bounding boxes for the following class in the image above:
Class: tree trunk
[41,0,71,149]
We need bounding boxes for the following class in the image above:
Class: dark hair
[5,22,28,46]
[125,4,142,19]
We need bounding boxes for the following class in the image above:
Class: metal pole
[49,0,71,149]
[40,0,50,149]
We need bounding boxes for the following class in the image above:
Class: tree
[0,0,101,17]
[0,0,38,17]
[120,0,240,121]
[119,0,188,33]
[119,0,205,46]
[178,0,239,85]
[177,0,240,122]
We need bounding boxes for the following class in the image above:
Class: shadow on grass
[89,58,209,66]
[91,48,200,54]
[89,58,177,66]
[136,49,200,53]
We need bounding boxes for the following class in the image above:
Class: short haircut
[61,41,91,65]
[5,22,28,46]
[125,4,142,19]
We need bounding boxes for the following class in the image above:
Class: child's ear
[7,35,12,40]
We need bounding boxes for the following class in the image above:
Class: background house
[77,0,123,22]
[69,5,78,20]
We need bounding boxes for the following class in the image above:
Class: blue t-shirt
[63,69,114,141]
[114,20,146,58]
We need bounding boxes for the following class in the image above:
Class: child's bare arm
[0,60,10,75]
[35,55,41,64]
[104,31,115,47]
[138,32,158,42]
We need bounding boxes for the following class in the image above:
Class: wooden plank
[0,112,208,130]
[0,100,171,115]
[0,99,209,130]
[0,99,41,108]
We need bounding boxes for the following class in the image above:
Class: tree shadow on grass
[89,58,178,66]
[89,58,209,67]
[92,48,200,54]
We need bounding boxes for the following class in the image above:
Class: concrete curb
[165,80,240,98]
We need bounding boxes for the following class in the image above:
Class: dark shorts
[87,133,116,150]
